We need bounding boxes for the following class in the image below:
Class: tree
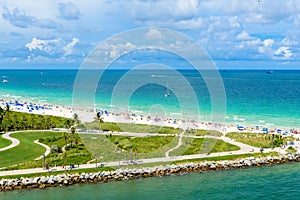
[96,111,103,131]
[70,126,76,135]
[62,132,69,144]
[74,136,80,146]
[65,119,71,129]
[69,136,74,148]
[73,113,80,125]
[5,104,10,112]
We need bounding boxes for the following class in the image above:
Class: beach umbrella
[277,129,282,134]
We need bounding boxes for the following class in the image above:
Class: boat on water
[2,79,8,83]
[266,70,274,74]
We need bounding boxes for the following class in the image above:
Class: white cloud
[25,37,81,62]
[263,39,274,47]
[108,42,136,59]
[236,31,254,40]
[258,39,274,54]
[130,0,201,21]
[58,2,81,20]
[145,29,164,40]
[2,7,57,29]
[63,37,79,56]
[273,46,293,59]
[25,37,61,53]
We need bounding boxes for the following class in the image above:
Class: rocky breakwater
[1,154,300,192]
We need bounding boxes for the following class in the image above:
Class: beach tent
[237,125,244,131]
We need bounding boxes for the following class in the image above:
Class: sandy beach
[1,98,299,139]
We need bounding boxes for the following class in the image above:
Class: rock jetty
[1,154,300,192]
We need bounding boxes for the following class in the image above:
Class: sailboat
[165,83,170,97]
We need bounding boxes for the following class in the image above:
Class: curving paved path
[0,130,60,152]
[165,131,185,157]
[0,132,20,152]
[34,140,51,160]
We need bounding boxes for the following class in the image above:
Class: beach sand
[1,98,298,138]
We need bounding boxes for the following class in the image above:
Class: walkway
[34,140,51,160]
[0,132,20,152]
[165,131,185,157]
[0,147,265,177]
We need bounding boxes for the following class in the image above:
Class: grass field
[2,132,93,170]
[169,137,240,156]
[186,129,222,137]
[83,121,182,134]
[0,131,62,168]
[226,132,294,148]
[80,134,178,162]
[0,133,12,149]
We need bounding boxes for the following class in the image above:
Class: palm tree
[62,132,69,144]
[96,111,103,131]
[73,113,80,125]
[70,126,76,135]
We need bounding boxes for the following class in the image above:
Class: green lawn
[0,131,63,168]
[169,138,240,156]
[83,121,182,134]
[80,134,178,162]
[0,133,12,149]
[186,129,222,137]
[2,132,93,170]
[226,132,293,148]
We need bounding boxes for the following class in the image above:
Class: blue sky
[1,0,300,69]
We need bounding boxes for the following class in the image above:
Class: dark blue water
[0,69,299,128]
[1,162,300,200]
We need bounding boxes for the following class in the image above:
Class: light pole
[205,141,209,155]
[42,154,45,169]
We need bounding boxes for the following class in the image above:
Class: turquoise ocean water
[1,162,300,200]
[0,69,299,128]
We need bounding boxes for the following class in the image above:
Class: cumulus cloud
[145,29,164,40]
[257,38,293,59]
[258,39,274,54]
[2,7,57,29]
[58,2,81,20]
[129,0,200,22]
[236,31,254,41]
[25,37,80,60]
[25,38,61,53]
[63,37,79,56]
[273,46,293,59]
